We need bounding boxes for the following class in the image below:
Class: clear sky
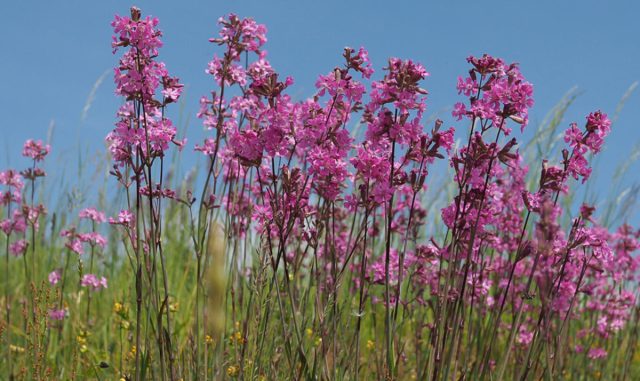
[0,0,638,224]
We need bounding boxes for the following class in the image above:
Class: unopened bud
[130,7,141,22]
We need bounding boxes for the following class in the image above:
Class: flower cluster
[101,10,640,379]
[453,54,534,134]
[563,111,611,182]
[0,140,50,259]
[107,7,184,167]
[22,139,50,162]
[81,274,108,291]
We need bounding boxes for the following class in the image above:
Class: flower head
[22,139,50,162]
[81,274,108,291]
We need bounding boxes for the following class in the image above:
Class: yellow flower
[227,365,239,377]
[113,302,123,313]
[9,345,25,353]
[127,346,137,361]
[205,335,214,345]
[305,328,313,338]
[366,340,375,350]
[169,301,179,312]
[76,335,87,345]
[235,331,245,345]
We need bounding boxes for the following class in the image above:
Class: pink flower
[81,274,108,291]
[48,270,62,285]
[68,239,84,255]
[212,14,267,60]
[562,111,611,183]
[456,76,476,96]
[345,47,374,79]
[194,138,218,156]
[78,207,106,223]
[9,239,28,257]
[0,170,24,190]
[79,232,107,248]
[48,308,67,321]
[109,210,135,227]
[454,54,534,132]
[0,212,27,235]
[587,347,607,360]
[452,102,467,121]
[162,75,183,103]
[111,7,163,56]
[107,7,183,167]
[22,139,50,162]
[434,127,456,154]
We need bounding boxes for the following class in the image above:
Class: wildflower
[453,54,534,132]
[234,331,244,345]
[22,139,50,162]
[48,269,61,285]
[194,138,218,156]
[109,210,135,227]
[9,239,28,256]
[78,207,106,223]
[49,308,67,321]
[78,232,107,248]
[227,365,240,377]
[563,111,611,183]
[108,7,184,167]
[587,347,607,360]
[212,14,268,60]
[81,274,108,291]
[364,58,429,146]
[516,328,534,345]
[0,169,24,190]
[9,345,25,354]
[61,228,85,255]
[127,346,137,361]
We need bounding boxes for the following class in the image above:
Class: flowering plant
[0,6,637,381]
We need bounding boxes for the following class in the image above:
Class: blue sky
[0,1,638,224]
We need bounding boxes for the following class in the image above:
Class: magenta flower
[107,7,184,167]
[79,232,107,248]
[48,308,67,321]
[109,210,135,227]
[587,347,607,360]
[61,228,84,255]
[81,274,108,291]
[22,139,50,162]
[48,269,62,285]
[194,138,219,156]
[452,54,534,133]
[78,207,106,223]
[212,14,268,60]
[0,211,27,235]
[0,170,24,190]
[9,239,28,257]
[562,111,611,183]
